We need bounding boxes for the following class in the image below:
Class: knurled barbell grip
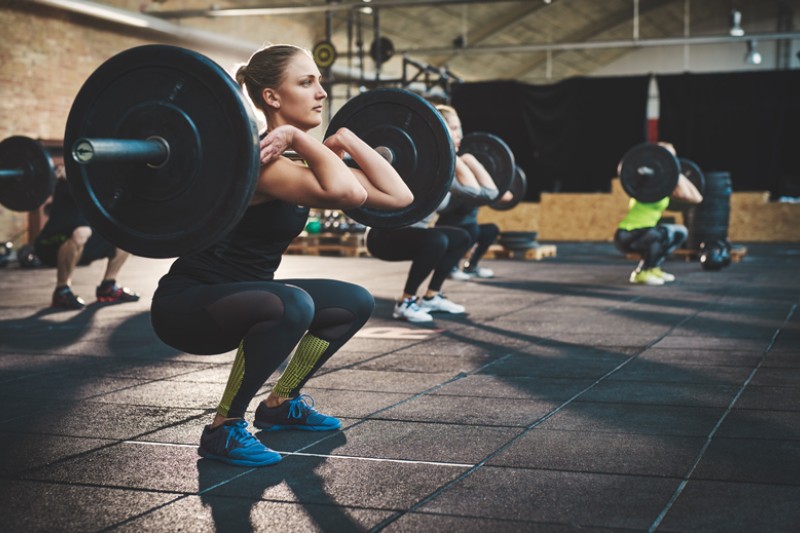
[72,137,170,168]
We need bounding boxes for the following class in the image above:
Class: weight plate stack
[685,171,732,250]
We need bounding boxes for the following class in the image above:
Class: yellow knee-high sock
[217,341,246,417]
[273,334,330,398]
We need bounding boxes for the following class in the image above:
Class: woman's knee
[448,228,472,250]
[348,284,375,320]
[480,223,500,237]
[279,287,316,329]
[71,226,92,246]
[420,231,449,256]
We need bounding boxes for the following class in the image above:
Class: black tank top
[159,199,309,286]
[37,179,90,240]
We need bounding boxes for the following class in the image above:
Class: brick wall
[0,0,315,247]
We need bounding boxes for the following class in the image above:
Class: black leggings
[151,278,373,418]
[614,224,687,270]
[366,226,472,295]
[436,220,499,269]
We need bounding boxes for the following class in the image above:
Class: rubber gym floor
[0,242,798,532]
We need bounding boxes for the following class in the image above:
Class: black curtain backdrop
[657,70,800,198]
[451,76,650,201]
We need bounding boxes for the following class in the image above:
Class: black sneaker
[96,282,140,304]
[253,394,341,432]
[198,419,282,467]
[52,286,86,310]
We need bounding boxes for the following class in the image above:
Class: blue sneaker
[254,394,341,432]
[198,419,282,467]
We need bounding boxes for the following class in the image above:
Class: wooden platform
[625,245,748,263]
[286,232,369,257]
[484,243,557,261]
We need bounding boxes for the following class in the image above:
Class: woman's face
[443,112,463,150]
[270,52,327,130]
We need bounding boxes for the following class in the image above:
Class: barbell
[491,165,527,211]
[0,136,56,213]
[64,44,456,259]
[618,142,705,204]
[458,132,526,210]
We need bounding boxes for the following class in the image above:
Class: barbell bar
[64,44,456,259]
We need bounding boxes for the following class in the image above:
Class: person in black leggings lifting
[150,44,412,467]
[434,105,513,280]
[613,142,703,285]
[34,166,140,309]
[366,106,500,323]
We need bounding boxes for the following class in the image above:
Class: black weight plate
[618,143,679,203]
[679,158,705,196]
[64,45,260,259]
[669,158,706,211]
[459,132,515,197]
[491,165,527,211]
[326,88,455,228]
[0,136,55,212]
[16,244,41,268]
[369,37,395,64]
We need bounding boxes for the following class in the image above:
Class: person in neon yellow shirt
[614,142,703,285]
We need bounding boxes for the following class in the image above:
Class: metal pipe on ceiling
[399,31,800,56]
[146,0,526,19]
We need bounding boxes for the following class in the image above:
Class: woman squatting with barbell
[614,142,704,286]
[150,44,413,467]
[365,104,504,323]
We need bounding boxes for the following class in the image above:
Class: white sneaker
[392,297,434,323]
[448,270,472,281]
[420,293,466,314]
[464,266,494,278]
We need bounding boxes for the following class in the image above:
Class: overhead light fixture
[730,10,745,37]
[745,40,762,65]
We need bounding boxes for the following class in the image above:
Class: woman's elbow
[381,189,414,209]
[339,186,369,209]
[460,153,481,168]
[398,189,414,207]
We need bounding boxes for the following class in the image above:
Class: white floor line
[123,440,473,468]
[282,451,473,468]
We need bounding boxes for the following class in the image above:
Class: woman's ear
[262,88,280,109]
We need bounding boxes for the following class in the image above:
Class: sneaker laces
[401,297,422,311]
[225,420,261,450]
[288,394,317,419]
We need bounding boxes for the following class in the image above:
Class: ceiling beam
[428,1,550,67]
